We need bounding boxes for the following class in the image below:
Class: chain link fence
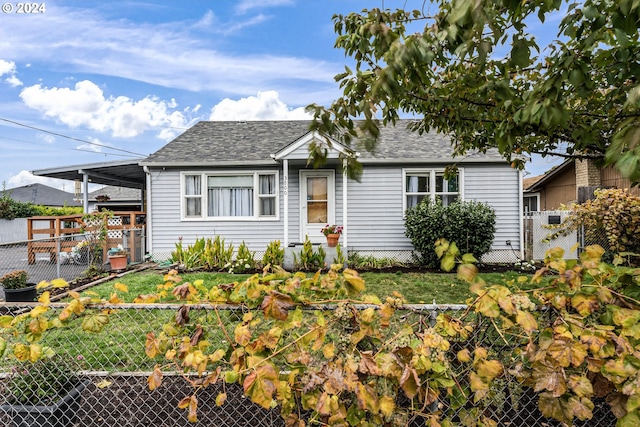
[0,230,147,300]
[0,301,617,426]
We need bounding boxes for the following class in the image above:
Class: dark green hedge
[405,198,496,268]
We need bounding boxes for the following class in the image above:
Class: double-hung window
[182,172,278,220]
[404,169,461,210]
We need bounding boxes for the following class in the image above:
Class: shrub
[293,235,326,271]
[404,198,496,267]
[262,240,284,267]
[0,189,39,220]
[547,188,640,264]
[231,241,256,273]
[0,270,28,289]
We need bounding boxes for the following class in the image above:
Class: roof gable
[273,131,355,161]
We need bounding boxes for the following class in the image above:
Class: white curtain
[208,188,253,216]
[185,175,201,216]
[407,176,420,208]
[259,175,276,216]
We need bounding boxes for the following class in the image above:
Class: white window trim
[402,168,465,212]
[180,171,280,221]
[523,192,540,213]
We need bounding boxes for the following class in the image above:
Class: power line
[0,117,148,157]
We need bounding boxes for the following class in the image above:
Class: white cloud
[0,59,22,86]
[209,91,312,121]
[6,170,102,192]
[20,80,195,141]
[235,0,293,15]
[0,6,339,105]
[6,170,68,191]
[0,59,15,75]
[5,75,22,87]
[37,133,56,144]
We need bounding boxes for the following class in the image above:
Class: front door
[300,170,335,243]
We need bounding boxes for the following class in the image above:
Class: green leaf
[441,253,456,272]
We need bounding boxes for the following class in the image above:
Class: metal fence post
[56,237,61,279]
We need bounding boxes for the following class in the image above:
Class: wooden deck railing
[27,212,146,264]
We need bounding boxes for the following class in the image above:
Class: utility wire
[0,117,147,157]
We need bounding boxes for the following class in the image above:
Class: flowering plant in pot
[320,224,343,247]
[0,270,37,302]
[1,356,90,427]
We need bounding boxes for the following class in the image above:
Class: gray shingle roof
[142,120,506,165]
[89,185,142,201]
[6,183,81,207]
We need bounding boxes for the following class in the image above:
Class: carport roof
[32,159,146,189]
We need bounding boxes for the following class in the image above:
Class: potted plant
[320,224,343,247]
[0,356,90,427]
[107,244,129,271]
[0,270,37,302]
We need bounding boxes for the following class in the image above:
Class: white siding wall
[346,166,408,250]
[149,168,284,254]
[464,164,521,251]
[345,164,521,252]
[148,163,520,256]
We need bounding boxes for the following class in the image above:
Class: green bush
[262,240,285,267]
[404,198,496,268]
[0,186,82,219]
[0,193,39,220]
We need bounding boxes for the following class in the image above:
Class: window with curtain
[405,170,461,209]
[405,174,429,209]
[435,172,459,206]
[182,172,278,219]
[184,174,202,217]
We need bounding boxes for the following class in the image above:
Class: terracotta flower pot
[326,234,340,247]
[109,255,128,271]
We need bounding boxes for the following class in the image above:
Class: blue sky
[0,0,563,191]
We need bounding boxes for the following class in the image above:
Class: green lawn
[81,268,538,304]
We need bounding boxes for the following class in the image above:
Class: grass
[80,268,540,304]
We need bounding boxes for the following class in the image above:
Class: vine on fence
[2,242,640,426]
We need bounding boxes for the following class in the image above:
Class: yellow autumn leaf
[215,392,227,407]
[114,282,129,293]
[38,291,50,305]
[516,310,538,333]
[457,349,471,363]
[36,280,50,290]
[96,379,112,389]
[50,278,69,289]
[379,395,395,417]
[143,366,162,392]
[343,269,365,296]
[323,342,335,359]
[29,305,49,318]
[475,359,503,380]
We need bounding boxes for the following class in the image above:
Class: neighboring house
[523,159,640,211]
[88,185,143,212]
[5,183,81,207]
[140,120,523,262]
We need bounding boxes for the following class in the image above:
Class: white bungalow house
[138,120,524,263]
